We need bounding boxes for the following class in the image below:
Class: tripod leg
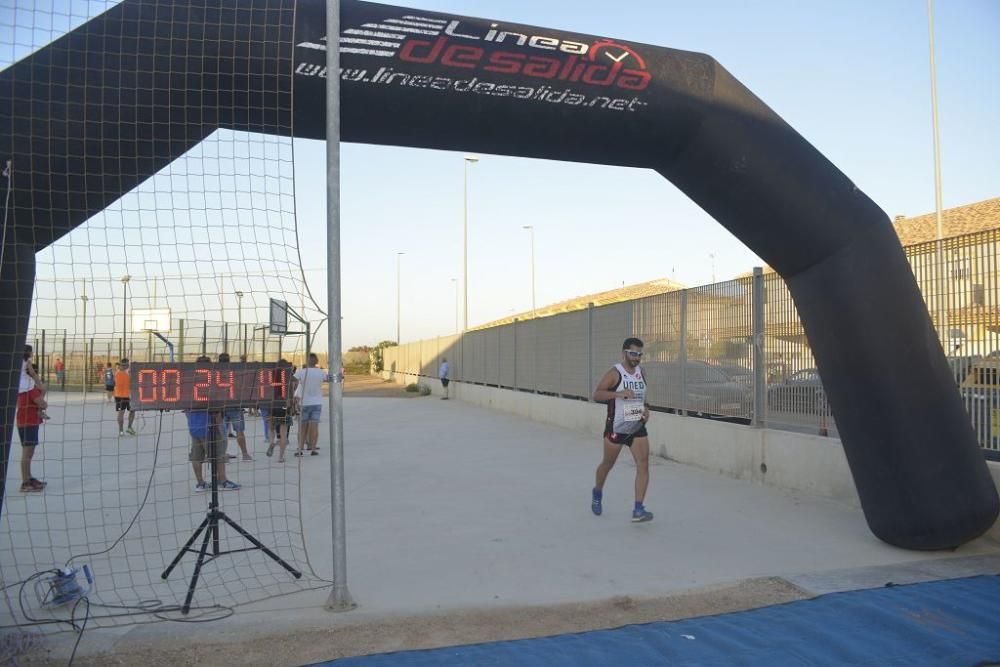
[182,519,216,614]
[161,515,210,579]
[220,513,302,578]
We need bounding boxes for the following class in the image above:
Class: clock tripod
[161,427,301,614]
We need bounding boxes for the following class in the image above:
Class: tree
[370,340,398,373]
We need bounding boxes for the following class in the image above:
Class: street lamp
[450,278,458,335]
[120,274,131,359]
[235,291,245,358]
[396,252,405,344]
[709,253,716,284]
[927,0,948,344]
[81,280,89,397]
[463,155,479,331]
[522,225,536,317]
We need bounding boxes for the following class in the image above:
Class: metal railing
[385,228,1000,460]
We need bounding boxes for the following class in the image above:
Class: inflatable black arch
[1,0,996,549]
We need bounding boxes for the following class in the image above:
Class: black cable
[66,597,89,667]
[64,412,163,567]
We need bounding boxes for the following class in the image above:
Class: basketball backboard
[131,308,171,332]
[269,298,288,335]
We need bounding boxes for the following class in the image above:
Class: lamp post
[450,278,458,335]
[522,225,536,317]
[120,274,131,359]
[927,0,948,345]
[463,156,478,331]
[81,280,88,397]
[235,291,245,358]
[709,253,716,284]
[396,252,405,344]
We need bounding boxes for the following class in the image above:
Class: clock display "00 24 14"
[128,362,291,411]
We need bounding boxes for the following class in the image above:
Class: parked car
[767,368,828,415]
[642,360,753,420]
[711,363,754,387]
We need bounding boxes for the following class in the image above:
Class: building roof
[474,277,685,330]
[734,196,1000,278]
[893,197,1000,246]
[480,197,1000,329]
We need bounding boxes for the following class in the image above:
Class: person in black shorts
[265,361,292,463]
[591,337,653,522]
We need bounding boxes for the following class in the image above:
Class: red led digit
[194,368,212,401]
[215,370,235,399]
[259,369,267,398]
[138,369,158,402]
[162,369,181,402]
[271,369,287,399]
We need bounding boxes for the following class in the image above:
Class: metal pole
[451,278,458,334]
[927,0,948,347]
[463,156,478,332]
[325,0,354,612]
[751,268,766,428]
[121,274,130,360]
[927,0,944,242]
[523,225,535,317]
[236,291,244,358]
[396,252,404,344]
[81,279,88,397]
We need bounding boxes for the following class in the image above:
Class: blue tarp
[315,575,1000,666]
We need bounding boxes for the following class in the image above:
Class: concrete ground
[5,376,1000,665]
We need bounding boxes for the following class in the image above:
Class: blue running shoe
[632,504,653,523]
[591,488,603,516]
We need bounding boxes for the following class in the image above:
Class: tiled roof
[473,277,685,330]
[893,197,1000,246]
[735,197,1000,278]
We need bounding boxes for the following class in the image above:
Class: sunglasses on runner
[625,350,643,358]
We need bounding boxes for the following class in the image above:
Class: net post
[0,239,36,521]
[324,0,355,613]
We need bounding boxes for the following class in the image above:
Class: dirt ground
[341,374,424,399]
[24,578,810,666]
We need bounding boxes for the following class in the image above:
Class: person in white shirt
[293,353,327,456]
[590,337,653,523]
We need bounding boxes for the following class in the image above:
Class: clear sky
[7,0,1000,352]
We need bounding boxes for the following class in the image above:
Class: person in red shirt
[17,383,48,492]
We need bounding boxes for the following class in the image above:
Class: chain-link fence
[385,228,1000,460]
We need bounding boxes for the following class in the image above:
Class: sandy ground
[19,578,810,666]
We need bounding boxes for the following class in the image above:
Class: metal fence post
[752,267,766,428]
[178,319,185,361]
[61,334,66,390]
[513,319,518,390]
[679,290,688,416]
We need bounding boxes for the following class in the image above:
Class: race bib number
[623,399,644,422]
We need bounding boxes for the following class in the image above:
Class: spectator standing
[293,353,326,456]
[16,380,48,492]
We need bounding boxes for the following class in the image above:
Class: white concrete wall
[383,372,1000,537]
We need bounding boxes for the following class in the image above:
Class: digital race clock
[129,362,292,411]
